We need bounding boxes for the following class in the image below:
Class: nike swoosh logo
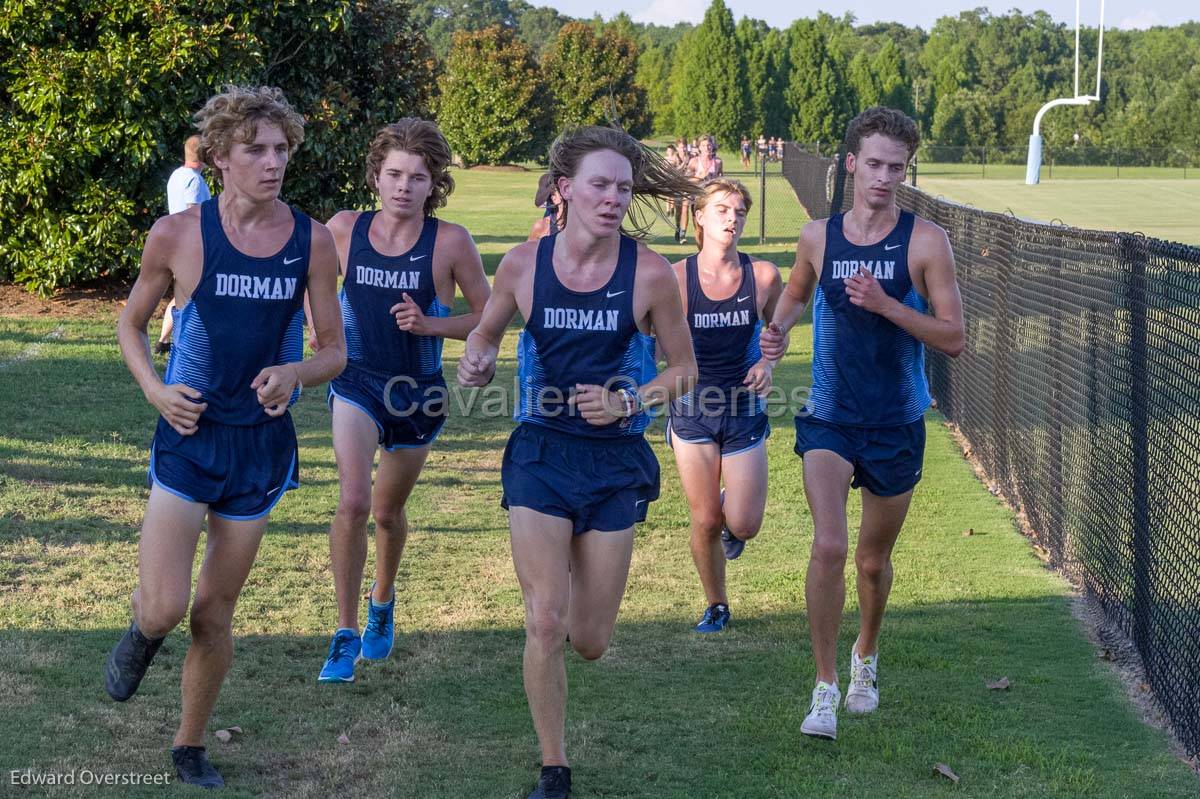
[283,256,302,264]
[635,499,647,506]
[884,244,902,251]
[607,290,626,298]
[266,485,283,496]
[737,295,751,303]
[415,433,426,439]
[410,254,427,261]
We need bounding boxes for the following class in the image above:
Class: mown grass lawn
[916,176,1200,245]
[0,168,1195,797]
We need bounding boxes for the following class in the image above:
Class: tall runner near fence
[782,140,1200,758]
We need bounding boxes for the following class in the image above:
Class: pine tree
[785,19,853,147]
[636,44,675,136]
[671,0,750,149]
[873,39,913,113]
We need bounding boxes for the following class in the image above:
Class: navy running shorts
[328,363,447,450]
[149,414,299,520]
[794,415,926,497]
[666,410,770,457]
[501,423,660,535]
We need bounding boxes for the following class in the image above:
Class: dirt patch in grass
[0,280,174,320]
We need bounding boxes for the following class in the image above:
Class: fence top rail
[786,142,1200,264]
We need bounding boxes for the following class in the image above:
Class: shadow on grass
[1,599,1195,798]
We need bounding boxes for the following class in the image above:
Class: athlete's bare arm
[844,218,964,357]
[743,258,784,393]
[760,219,825,362]
[457,242,535,387]
[252,220,346,416]
[305,210,358,351]
[655,258,690,363]
[391,223,489,341]
[117,212,208,436]
[635,247,697,407]
[324,210,358,270]
[528,216,551,241]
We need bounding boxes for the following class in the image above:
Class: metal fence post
[829,152,848,216]
[758,150,767,245]
[1122,232,1152,666]
[1048,251,1065,560]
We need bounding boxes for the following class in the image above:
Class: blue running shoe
[361,587,395,661]
[719,489,745,560]
[529,765,571,798]
[318,628,361,683]
[694,603,731,633]
[171,746,224,789]
[721,528,746,560]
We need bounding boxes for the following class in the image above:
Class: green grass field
[916,177,1200,245]
[1,169,1196,797]
[918,162,1198,181]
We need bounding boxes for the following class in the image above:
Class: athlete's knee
[855,551,891,582]
[726,514,763,541]
[335,488,372,527]
[188,596,236,643]
[811,536,849,567]
[371,503,407,534]
[525,606,567,650]
[570,633,610,661]
[690,509,724,539]
[135,589,188,638]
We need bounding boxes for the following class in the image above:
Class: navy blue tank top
[673,253,763,416]
[807,210,930,426]
[515,234,656,438]
[165,197,309,426]
[340,212,450,380]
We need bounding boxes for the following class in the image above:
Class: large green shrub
[0,0,433,294]
[436,25,551,167]
[541,22,648,137]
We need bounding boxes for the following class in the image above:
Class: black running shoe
[171,746,224,789]
[104,621,164,701]
[529,765,571,799]
[154,341,171,355]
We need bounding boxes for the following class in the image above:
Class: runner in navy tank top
[666,178,781,634]
[108,86,346,788]
[317,119,490,684]
[761,107,964,741]
[459,126,699,799]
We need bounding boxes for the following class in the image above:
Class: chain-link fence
[782,140,1200,758]
[645,146,810,247]
[915,144,1200,180]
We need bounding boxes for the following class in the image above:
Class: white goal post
[1025,0,1106,184]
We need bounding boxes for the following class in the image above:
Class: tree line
[2,0,1197,292]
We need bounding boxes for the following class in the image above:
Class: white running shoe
[845,645,879,714]
[800,681,840,740]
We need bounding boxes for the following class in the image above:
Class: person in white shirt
[157,136,212,354]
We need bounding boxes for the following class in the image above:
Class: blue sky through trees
[541,0,1192,32]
